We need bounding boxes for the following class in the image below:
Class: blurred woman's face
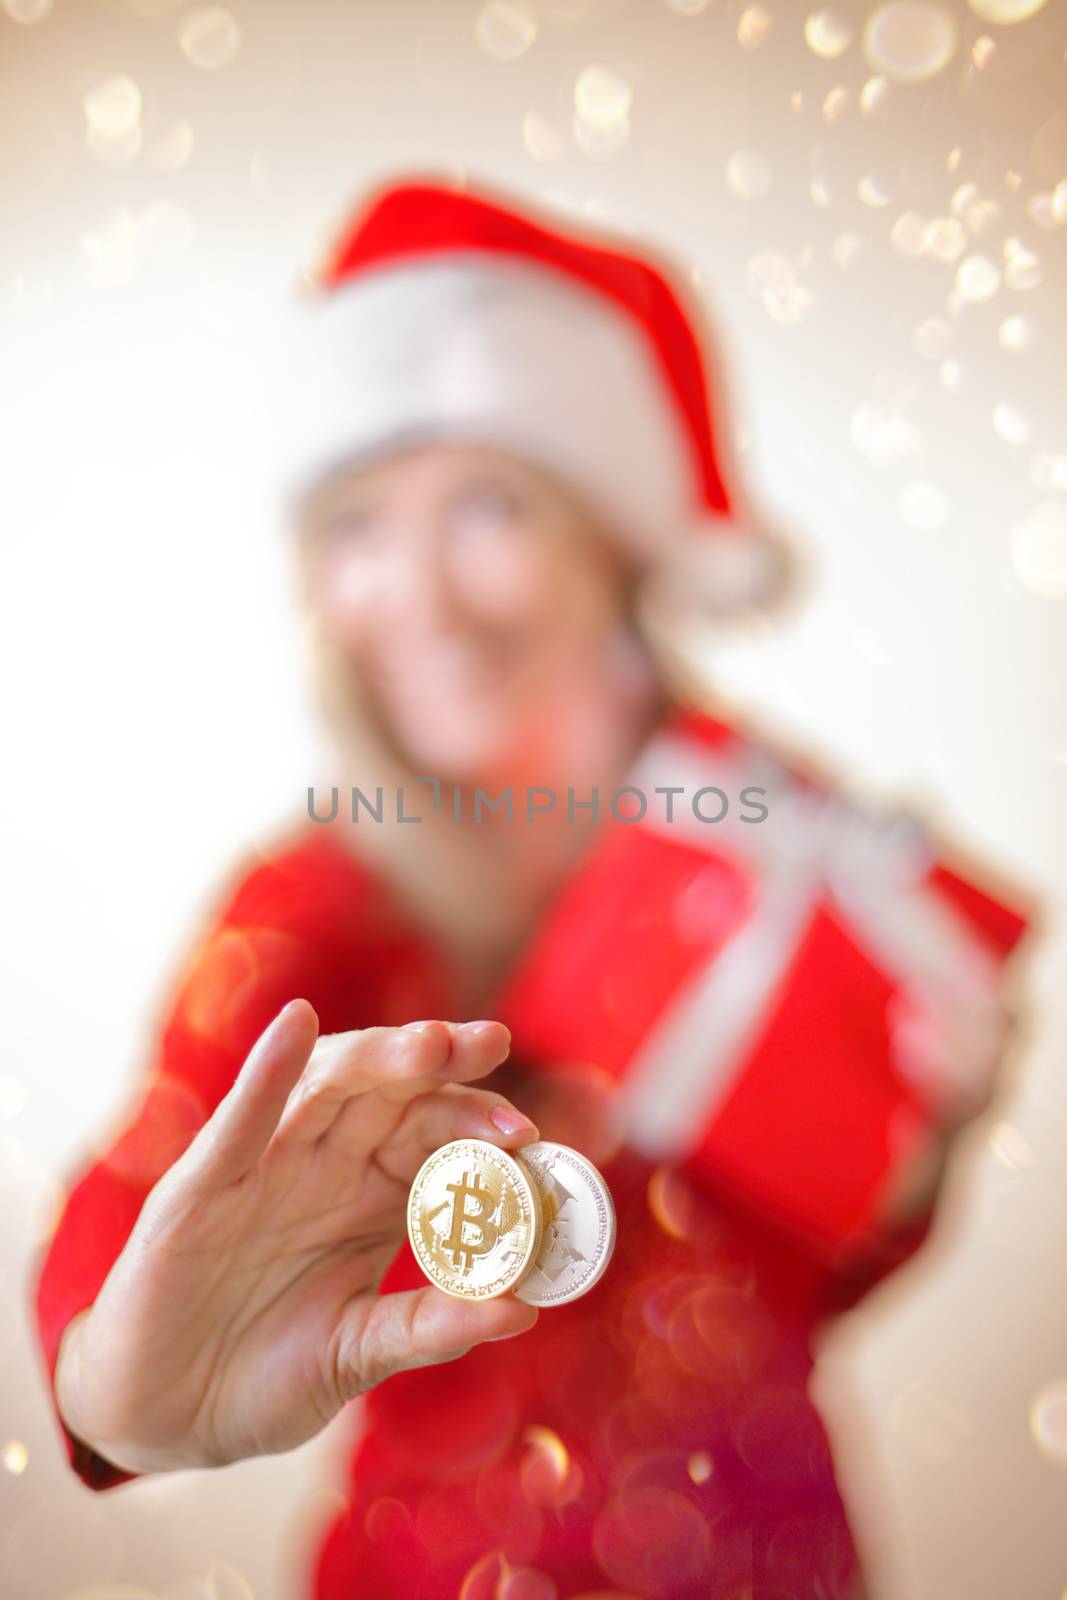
[300,441,638,777]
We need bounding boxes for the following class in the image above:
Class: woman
[33,175,1032,1599]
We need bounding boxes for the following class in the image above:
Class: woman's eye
[319,507,376,543]
[449,485,525,528]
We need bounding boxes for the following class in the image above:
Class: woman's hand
[496,1058,623,1172]
[55,1002,540,1475]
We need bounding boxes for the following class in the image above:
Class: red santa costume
[32,176,1034,1600]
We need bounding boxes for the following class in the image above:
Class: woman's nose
[379,519,459,620]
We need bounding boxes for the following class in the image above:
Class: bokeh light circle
[864,2,957,84]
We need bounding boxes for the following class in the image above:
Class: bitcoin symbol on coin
[441,1170,500,1274]
[407,1139,543,1299]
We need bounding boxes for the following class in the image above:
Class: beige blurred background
[1,0,1065,1595]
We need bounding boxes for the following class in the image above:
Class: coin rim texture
[406,1137,544,1300]
[513,1140,617,1307]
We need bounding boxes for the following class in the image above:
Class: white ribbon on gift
[613,725,1007,1161]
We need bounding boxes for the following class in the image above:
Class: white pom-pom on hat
[635,510,795,621]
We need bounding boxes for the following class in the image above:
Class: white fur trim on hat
[274,250,703,567]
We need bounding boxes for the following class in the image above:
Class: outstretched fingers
[181,998,321,1188]
[276,1019,513,1146]
[354,1082,539,1182]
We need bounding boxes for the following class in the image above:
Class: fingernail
[402,1020,439,1034]
[464,1020,509,1037]
[486,1315,538,1341]
[253,998,316,1056]
[488,1105,537,1137]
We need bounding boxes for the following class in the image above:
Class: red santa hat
[278,171,788,613]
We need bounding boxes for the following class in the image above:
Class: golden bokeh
[2,0,1063,1596]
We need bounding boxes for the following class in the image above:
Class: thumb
[344,1286,538,1396]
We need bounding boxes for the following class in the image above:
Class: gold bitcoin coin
[407,1138,543,1300]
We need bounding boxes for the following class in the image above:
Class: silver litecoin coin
[513,1141,617,1307]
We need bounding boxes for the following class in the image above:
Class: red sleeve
[29,827,421,1490]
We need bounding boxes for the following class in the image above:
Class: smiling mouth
[377,638,512,692]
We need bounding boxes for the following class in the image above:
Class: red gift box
[492,704,1033,1265]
